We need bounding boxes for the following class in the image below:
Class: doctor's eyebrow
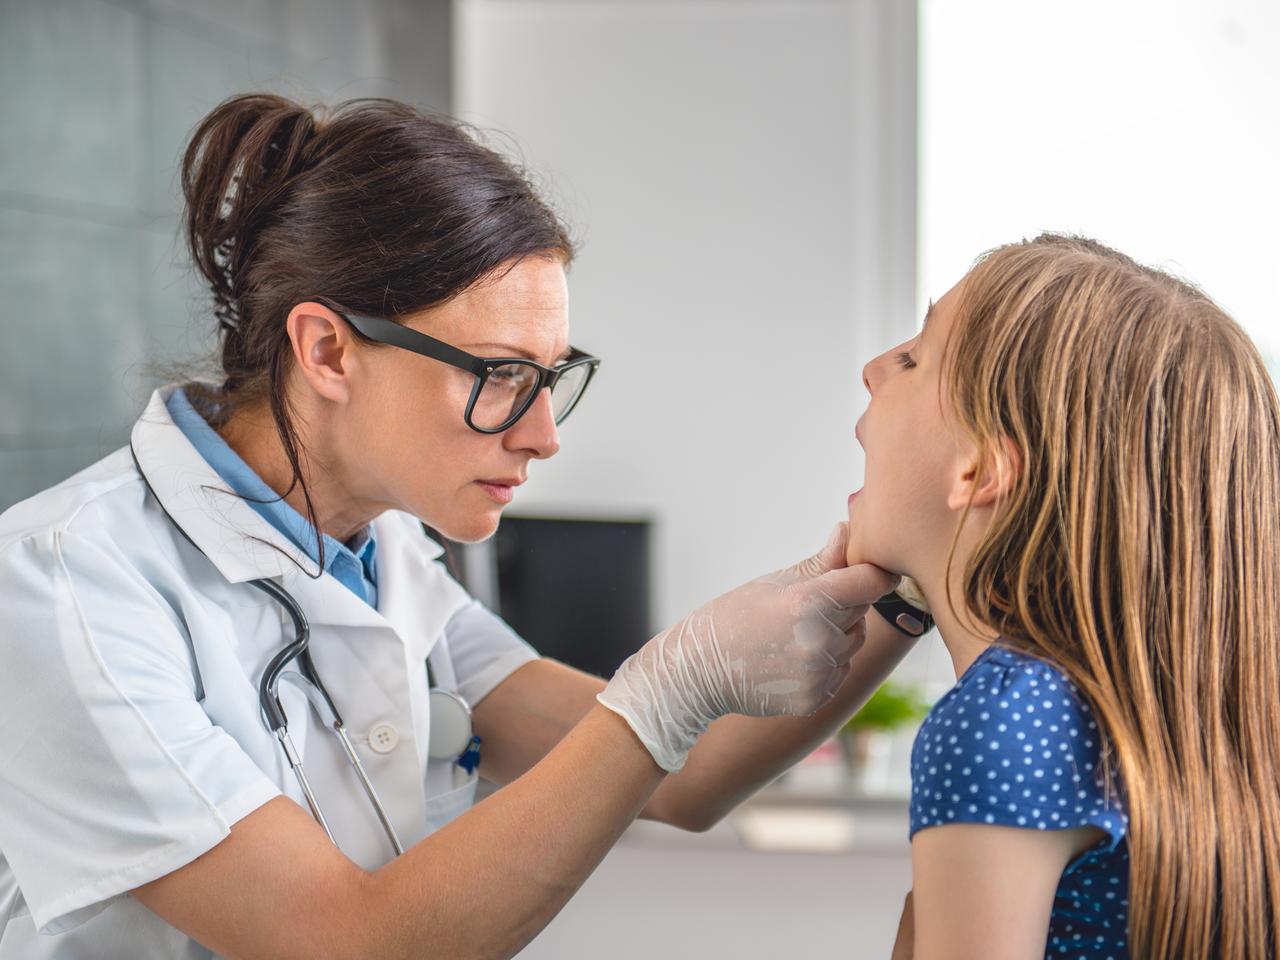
[921,299,935,330]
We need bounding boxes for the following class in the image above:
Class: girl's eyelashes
[895,350,917,370]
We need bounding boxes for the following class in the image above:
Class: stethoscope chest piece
[428,688,474,761]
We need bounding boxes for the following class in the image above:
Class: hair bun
[180,93,318,332]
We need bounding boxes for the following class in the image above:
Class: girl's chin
[844,534,869,569]
[844,528,897,574]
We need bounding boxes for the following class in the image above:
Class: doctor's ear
[947,434,1022,512]
[285,302,358,404]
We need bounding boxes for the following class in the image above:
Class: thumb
[801,561,899,631]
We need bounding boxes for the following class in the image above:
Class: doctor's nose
[504,387,561,459]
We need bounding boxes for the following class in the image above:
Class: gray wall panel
[0,207,143,443]
[140,0,286,47]
[141,15,270,213]
[139,217,216,380]
[0,443,118,510]
[0,0,144,212]
[0,0,452,511]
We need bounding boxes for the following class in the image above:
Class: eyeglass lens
[471,361,592,430]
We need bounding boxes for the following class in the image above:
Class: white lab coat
[0,386,539,959]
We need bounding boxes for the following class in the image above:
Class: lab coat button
[369,722,400,754]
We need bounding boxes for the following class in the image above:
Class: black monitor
[492,515,652,680]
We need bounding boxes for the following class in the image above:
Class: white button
[368,722,400,754]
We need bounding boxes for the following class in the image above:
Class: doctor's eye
[485,364,537,389]
[894,351,917,370]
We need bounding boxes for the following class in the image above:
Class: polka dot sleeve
[908,646,1128,853]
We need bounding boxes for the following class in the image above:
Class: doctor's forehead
[415,257,568,346]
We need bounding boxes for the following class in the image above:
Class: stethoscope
[130,443,477,859]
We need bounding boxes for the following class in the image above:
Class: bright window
[920,0,1280,374]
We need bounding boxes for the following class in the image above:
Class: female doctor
[0,94,925,960]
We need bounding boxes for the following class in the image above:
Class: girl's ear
[946,435,1022,512]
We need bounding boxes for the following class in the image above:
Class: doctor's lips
[474,476,524,504]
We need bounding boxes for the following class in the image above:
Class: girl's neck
[930,598,994,680]
[913,550,999,680]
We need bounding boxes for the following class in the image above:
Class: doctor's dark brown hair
[179,92,573,569]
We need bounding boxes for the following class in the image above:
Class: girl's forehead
[920,278,965,346]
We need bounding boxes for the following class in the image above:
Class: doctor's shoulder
[0,446,213,646]
[0,447,156,557]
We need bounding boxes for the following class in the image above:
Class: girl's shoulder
[955,644,1085,705]
[921,643,1096,745]
[909,644,1127,851]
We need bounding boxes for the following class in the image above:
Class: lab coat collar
[132,385,310,585]
[130,386,446,639]
[277,509,450,660]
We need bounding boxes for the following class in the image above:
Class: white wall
[920,0,1280,367]
[454,0,918,629]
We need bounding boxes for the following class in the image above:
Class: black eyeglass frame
[336,308,601,435]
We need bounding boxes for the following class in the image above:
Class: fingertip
[820,522,850,565]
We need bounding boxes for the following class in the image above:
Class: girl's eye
[895,351,917,370]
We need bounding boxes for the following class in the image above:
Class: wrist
[596,651,710,773]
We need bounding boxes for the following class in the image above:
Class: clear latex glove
[598,523,898,772]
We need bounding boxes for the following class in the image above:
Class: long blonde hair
[944,234,1280,957]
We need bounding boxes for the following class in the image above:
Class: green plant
[843,681,930,733]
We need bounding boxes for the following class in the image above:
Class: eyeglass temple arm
[344,311,485,375]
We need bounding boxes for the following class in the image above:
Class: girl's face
[346,256,571,542]
[846,279,968,575]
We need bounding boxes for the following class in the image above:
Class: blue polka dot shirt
[909,645,1130,958]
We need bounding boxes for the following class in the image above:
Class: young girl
[848,234,1280,959]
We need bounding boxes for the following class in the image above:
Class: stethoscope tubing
[128,440,426,858]
[253,576,407,855]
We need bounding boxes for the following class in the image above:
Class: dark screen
[493,516,651,679]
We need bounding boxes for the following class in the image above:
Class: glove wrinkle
[596,524,896,772]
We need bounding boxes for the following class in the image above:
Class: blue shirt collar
[165,386,378,606]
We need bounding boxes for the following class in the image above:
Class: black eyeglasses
[337,309,601,434]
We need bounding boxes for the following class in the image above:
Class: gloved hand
[597,523,897,772]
